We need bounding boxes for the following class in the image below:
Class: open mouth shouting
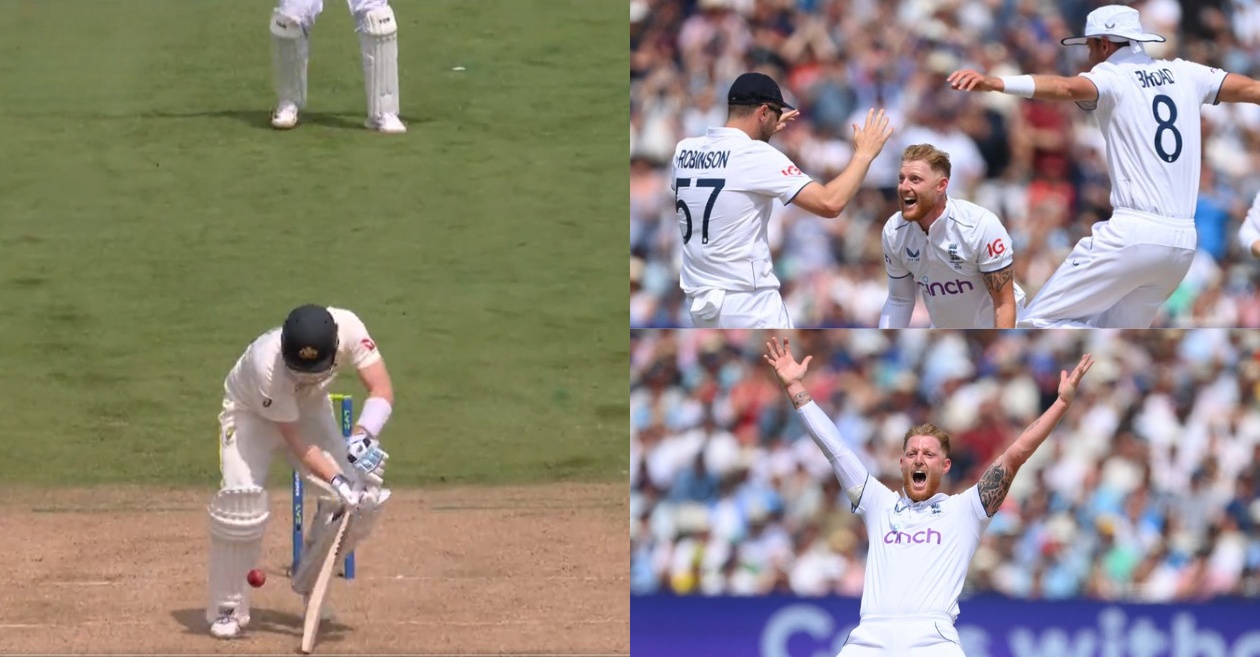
[912,469,928,488]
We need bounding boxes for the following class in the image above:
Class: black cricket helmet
[281,304,338,373]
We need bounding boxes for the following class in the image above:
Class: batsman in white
[764,337,1093,656]
[269,0,405,133]
[206,304,394,639]
[672,72,893,329]
[950,4,1260,328]
[880,143,1025,329]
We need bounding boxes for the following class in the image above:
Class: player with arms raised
[880,144,1024,328]
[672,72,894,328]
[949,4,1260,327]
[764,337,1093,655]
[205,304,394,639]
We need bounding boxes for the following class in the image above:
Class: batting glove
[330,474,363,509]
[346,432,389,486]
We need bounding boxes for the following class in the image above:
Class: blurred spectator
[630,329,1260,600]
[631,0,1260,327]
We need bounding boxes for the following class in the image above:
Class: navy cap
[727,72,795,110]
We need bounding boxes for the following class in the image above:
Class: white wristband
[355,397,392,438]
[999,75,1035,98]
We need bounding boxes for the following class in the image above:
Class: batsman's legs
[289,399,391,616]
[353,1,405,133]
[206,408,280,639]
[269,0,323,129]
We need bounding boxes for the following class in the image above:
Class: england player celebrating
[764,337,1093,656]
[880,144,1024,328]
[206,304,393,639]
[949,4,1260,327]
[671,72,894,328]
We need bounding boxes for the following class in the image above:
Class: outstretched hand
[1057,353,1095,405]
[763,337,811,387]
[852,108,894,158]
[774,108,801,135]
[947,69,1002,93]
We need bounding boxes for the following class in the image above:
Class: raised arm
[764,337,871,501]
[790,109,894,218]
[976,353,1095,516]
[1216,72,1260,104]
[947,69,1099,103]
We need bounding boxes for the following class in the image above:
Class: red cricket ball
[247,569,267,588]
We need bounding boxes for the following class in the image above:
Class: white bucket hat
[1061,5,1166,45]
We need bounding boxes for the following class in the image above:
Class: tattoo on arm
[982,264,1014,296]
[977,461,1015,517]
[791,391,813,409]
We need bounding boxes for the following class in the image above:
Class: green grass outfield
[0,0,627,488]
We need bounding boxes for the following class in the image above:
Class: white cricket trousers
[276,0,389,26]
[839,615,966,657]
[1018,209,1196,328]
[217,397,354,491]
[687,287,793,328]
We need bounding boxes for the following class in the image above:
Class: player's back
[1082,50,1227,221]
[671,127,811,294]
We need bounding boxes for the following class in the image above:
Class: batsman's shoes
[272,103,300,130]
[365,113,406,134]
[209,614,242,639]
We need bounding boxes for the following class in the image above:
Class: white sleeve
[1180,59,1229,105]
[330,308,383,369]
[962,484,991,521]
[1077,66,1116,111]
[797,400,871,492]
[976,212,1014,273]
[742,145,813,204]
[1240,195,1260,255]
[882,222,911,278]
[879,274,917,328]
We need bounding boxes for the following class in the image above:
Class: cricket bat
[300,507,352,654]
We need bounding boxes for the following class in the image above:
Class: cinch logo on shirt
[917,278,975,297]
[884,528,943,544]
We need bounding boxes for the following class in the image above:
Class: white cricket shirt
[671,127,812,295]
[1239,191,1260,253]
[854,479,991,621]
[1079,48,1228,223]
[881,197,1016,328]
[223,307,383,422]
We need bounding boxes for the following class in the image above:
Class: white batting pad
[357,6,400,117]
[270,11,309,109]
[205,487,270,625]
